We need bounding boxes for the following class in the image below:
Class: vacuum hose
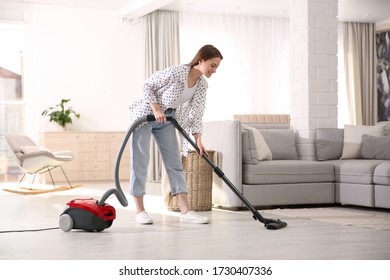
[97,115,152,207]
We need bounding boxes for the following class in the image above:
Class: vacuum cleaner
[59,115,287,232]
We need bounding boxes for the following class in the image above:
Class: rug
[2,184,83,195]
[263,207,390,231]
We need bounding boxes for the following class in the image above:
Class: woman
[129,45,223,224]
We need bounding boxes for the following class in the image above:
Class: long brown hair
[188,45,223,67]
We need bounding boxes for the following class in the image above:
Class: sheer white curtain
[178,12,290,121]
[144,10,180,77]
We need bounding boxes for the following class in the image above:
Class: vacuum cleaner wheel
[59,214,74,232]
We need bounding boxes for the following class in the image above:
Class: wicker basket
[168,150,214,211]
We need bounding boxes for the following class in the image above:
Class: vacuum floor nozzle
[264,219,288,230]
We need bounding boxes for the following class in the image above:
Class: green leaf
[41,99,80,128]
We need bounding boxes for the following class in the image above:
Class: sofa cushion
[341,124,385,159]
[315,128,344,161]
[242,126,272,164]
[373,162,390,185]
[374,185,390,209]
[259,129,298,160]
[359,134,390,159]
[337,182,375,207]
[327,159,384,184]
[243,160,334,185]
[376,121,390,136]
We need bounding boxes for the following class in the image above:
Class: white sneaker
[136,211,154,224]
[180,211,210,224]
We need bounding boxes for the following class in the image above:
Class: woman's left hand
[198,144,209,158]
[195,137,209,158]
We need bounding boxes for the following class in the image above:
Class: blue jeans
[130,110,187,196]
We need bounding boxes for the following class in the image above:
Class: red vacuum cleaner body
[59,198,116,232]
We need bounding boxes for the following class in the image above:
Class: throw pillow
[20,146,49,154]
[242,126,272,164]
[259,129,299,160]
[359,134,390,159]
[315,128,344,161]
[341,124,385,159]
[376,121,390,136]
[242,129,257,164]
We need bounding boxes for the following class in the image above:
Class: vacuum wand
[151,115,287,230]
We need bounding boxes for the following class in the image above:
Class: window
[0,23,25,182]
[178,13,290,121]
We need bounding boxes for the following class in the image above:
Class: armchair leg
[59,165,73,188]
[45,166,73,188]
[16,172,42,190]
[17,172,27,189]
[47,167,56,188]
[31,173,38,189]
[15,166,73,190]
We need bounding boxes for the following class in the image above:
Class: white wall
[23,6,145,141]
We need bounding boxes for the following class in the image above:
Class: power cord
[0,227,60,233]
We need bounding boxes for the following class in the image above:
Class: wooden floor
[1,181,390,260]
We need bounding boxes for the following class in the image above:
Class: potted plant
[41,99,80,130]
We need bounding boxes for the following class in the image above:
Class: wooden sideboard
[40,131,130,182]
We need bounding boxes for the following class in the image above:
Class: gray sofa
[202,118,390,210]
[316,125,390,209]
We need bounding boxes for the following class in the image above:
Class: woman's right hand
[154,110,167,123]
[150,103,166,123]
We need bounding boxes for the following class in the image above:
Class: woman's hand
[150,103,166,122]
[193,133,209,158]
[154,110,166,123]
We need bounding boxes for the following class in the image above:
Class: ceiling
[0,0,390,23]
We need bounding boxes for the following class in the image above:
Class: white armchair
[3,134,75,194]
